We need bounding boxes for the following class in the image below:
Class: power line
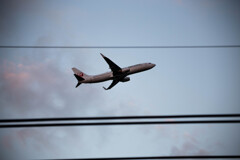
[37,155,240,160]
[0,45,240,49]
[1,114,240,123]
[1,120,240,128]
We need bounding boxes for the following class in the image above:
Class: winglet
[103,86,108,90]
[100,53,105,58]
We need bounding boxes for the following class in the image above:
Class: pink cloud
[3,72,30,88]
[176,0,182,4]
[1,59,61,90]
[1,135,12,150]
[16,129,56,153]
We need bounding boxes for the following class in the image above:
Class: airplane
[72,53,156,90]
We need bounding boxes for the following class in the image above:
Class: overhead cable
[37,155,240,160]
[1,114,240,123]
[1,120,240,128]
[1,45,240,49]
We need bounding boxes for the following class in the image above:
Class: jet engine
[120,77,130,82]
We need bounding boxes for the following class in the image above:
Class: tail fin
[72,68,90,79]
[72,68,89,88]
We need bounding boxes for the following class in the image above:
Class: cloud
[0,53,105,159]
[170,132,209,156]
[0,53,102,118]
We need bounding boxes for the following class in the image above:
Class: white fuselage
[81,63,155,83]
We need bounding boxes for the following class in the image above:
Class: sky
[0,0,240,159]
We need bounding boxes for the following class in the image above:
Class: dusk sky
[0,0,240,159]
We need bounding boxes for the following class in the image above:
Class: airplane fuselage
[72,53,155,90]
[81,63,155,83]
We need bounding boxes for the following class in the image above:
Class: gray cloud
[0,51,105,159]
[170,132,209,156]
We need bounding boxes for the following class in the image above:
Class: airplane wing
[103,72,129,90]
[100,53,122,75]
[103,79,120,90]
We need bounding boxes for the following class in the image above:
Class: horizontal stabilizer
[76,82,81,88]
[74,74,85,81]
